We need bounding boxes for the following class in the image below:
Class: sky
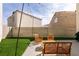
[3,3,76,25]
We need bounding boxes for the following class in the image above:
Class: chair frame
[42,42,72,56]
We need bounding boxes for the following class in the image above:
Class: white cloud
[62,4,76,11]
[49,3,76,11]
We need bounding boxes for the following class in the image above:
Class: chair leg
[42,49,44,56]
[42,53,44,56]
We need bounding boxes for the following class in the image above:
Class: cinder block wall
[7,27,48,37]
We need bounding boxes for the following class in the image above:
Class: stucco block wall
[7,27,48,37]
[49,11,76,37]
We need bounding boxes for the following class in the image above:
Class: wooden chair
[34,34,42,44]
[57,42,72,56]
[42,42,72,56]
[47,34,54,40]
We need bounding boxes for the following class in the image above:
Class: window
[54,18,58,23]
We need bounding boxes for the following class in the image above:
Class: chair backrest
[58,42,72,55]
[43,42,58,55]
[34,34,42,43]
[43,42,72,56]
[47,35,54,40]
[34,34,40,39]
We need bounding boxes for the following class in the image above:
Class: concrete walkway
[23,40,79,56]
[23,41,42,56]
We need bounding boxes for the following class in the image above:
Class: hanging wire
[27,3,34,37]
[14,4,53,56]
[30,3,50,37]
[15,3,24,56]
[39,3,53,11]
[38,3,49,36]
[29,3,44,16]
[28,3,46,37]
[39,3,55,36]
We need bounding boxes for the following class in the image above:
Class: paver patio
[23,40,79,56]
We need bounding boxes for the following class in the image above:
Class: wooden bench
[42,42,72,56]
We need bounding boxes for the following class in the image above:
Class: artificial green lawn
[0,39,31,56]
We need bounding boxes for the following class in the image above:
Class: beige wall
[49,11,76,37]
[7,10,43,38]
[8,10,42,27]
[7,10,77,37]
[76,3,79,32]
[0,3,2,41]
[8,15,14,27]
[7,27,48,37]
[2,25,10,39]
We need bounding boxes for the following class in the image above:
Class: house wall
[7,10,43,38]
[0,3,2,41]
[8,15,14,27]
[8,10,42,27]
[49,11,76,37]
[76,3,79,32]
[7,10,43,37]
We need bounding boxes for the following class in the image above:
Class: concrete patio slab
[23,40,79,56]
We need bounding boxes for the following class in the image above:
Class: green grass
[0,39,31,56]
